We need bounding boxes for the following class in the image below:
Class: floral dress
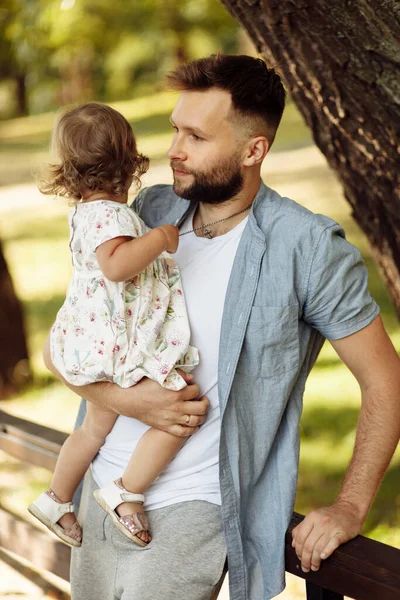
[50,200,198,390]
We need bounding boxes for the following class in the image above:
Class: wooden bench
[1,409,399,599]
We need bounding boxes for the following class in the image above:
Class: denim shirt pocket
[236,305,299,377]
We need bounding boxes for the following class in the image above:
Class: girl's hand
[158,224,179,253]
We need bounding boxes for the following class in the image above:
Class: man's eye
[191,134,203,141]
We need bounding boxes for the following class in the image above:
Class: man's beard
[171,155,244,205]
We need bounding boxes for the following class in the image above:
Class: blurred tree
[221,0,400,316]
[0,0,239,113]
[0,0,53,115]
[103,0,239,99]
[0,241,30,399]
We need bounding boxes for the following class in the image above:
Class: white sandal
[28,489,82,547]
[93,479,150,547]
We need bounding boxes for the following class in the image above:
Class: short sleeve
[85,202,138,252]
[303,224,380,340]
[129,187,148,216]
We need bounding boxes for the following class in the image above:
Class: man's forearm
[292,381,400,573]
[336,383,400,522]
[292,319,400,573]
[42,331,207,433]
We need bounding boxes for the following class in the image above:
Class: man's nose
[167,136,187,161]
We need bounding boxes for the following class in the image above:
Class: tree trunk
[0,242,30,398]
[221,0,400,315]
[15,73,28,116]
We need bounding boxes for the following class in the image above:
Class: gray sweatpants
[71,471,227,600]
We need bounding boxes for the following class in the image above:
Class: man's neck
[193,177,260,238]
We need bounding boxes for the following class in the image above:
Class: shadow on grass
[129,111,172,138]
[296,456,400,537]
[5,214,69,244]
[0,163,37,188]
[312,354,342,370]
[0,376,59,416]
[295,462,400,535]
[25,295,65,339]
[300,405,360,441]
[367,464,400,531]
[0,133,50,153]
[363,256,398,331]
[297,404,400,536]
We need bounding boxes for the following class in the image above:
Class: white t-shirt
[92,209,248,510]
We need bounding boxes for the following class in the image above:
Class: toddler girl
[28,103,198,548]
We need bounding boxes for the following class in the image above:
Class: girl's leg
[116,428,186,542]
[51,403,118,529]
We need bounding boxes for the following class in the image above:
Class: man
[44,54,400,600]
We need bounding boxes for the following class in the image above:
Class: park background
[0,1,399,598]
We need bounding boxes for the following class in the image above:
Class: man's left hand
[291,501,363,572]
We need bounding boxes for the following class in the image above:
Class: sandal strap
[115,478,145,504]
[63,520,82,543]
[97,480,145,511]
[31,491,75,524]
[120,491,145,503]
[119,512,149,536]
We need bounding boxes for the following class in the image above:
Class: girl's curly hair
[39,103,149,201]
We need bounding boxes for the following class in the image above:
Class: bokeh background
[0,1,399,598]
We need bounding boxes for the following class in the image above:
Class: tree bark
[221,0,400,315]
[0,242,30,398]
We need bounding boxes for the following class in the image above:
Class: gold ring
[185,414,190,425]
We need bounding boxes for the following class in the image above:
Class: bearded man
[45,54,400,600]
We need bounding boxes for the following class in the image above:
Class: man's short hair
[166,54,286,145]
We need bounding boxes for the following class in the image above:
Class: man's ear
[242,136,269,167]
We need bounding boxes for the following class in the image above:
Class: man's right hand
[109,371,208,436]
[44,334,208,436]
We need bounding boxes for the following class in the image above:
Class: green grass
[0,93,398,551]
[0,91,312,187]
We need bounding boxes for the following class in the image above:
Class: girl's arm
[96,224,179,282]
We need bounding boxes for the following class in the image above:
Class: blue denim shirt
[76,180,379,599]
